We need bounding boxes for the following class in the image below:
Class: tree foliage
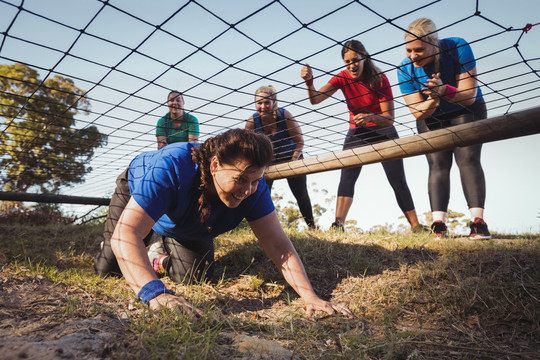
[0,63,107,192]
[271,190,327,229]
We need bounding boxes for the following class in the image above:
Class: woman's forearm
[111,198,158,294]
[306,84,326,104]
[409,97,440,120]
[446,69,478,107]
[112,230,157,294]
[365,113,394,127]
[292,142,303,160]
[278,248,319,300]
[250,213,319,301]
[447,85,477,106]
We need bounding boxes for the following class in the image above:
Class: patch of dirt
[0,273,305,360]
[0,275,133,360]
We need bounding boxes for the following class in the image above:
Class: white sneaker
[147,241,167,275]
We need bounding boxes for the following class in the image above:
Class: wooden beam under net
[0,192,110,206]
[1,107,538,205]
[265,106,540,181]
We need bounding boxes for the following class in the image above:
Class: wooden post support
[265,107,540,180]
[0,192,110,205]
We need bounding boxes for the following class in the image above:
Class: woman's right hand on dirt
[148,293,204,319]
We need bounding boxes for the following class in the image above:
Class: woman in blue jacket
[398,18,490,239]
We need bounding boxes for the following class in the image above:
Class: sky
[0,0,539,233]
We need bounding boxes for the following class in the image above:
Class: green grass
[0,219,539,359]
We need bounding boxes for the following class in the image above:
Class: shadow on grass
[490,232,540,240]
[212,232,440,309]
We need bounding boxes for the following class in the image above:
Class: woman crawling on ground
[94,128,353,318]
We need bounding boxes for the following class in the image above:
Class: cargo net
[0,0,538,197]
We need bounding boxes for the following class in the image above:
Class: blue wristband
[137,279,171,304]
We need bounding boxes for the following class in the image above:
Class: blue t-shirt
[127,142,275,241]
[397,37,483,116]
[252,108,295,163]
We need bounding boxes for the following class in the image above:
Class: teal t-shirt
[156,112,199,143]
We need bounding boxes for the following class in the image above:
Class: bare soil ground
[0,274,129,359]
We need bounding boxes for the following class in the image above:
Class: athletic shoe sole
[469,234,491,240]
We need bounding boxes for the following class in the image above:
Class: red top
[328,70,393,129]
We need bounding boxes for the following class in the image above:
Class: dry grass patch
[0,221,538,359]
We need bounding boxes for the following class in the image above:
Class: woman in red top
[301,40,424,232]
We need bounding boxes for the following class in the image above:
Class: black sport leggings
[93,168,214,284]
[337,126,415,212]
[266,154,315,227]
[417,99,487,212]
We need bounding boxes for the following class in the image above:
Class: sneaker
[330,222,345,232]
[412,224,430,234]
[147,241,167,276]
[307,223,320,231]
[430,221,447,239]
[469,217,491,240]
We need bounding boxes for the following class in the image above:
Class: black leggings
[267,154,315,227]
[93,168,214,284]
[266,176,315,227]
[417,99,487,212]
[337,126,415,212]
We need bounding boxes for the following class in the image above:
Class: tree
[0,63,107,192]
[271,185,327,229]
[271,192,301,228]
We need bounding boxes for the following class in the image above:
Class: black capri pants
[417,98,487,212]
[337,125,415,213]
[93,168,214,284]
[265,154,315,227]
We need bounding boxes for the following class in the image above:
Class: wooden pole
[0,192,110,205]
[1,107,538,204]
[265,107,540,180]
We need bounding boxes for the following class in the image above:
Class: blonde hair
[406,18,438,43]
[254,85,279,120]
[406,17,440,71]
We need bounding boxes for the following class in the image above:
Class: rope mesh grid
[0,0,538,202]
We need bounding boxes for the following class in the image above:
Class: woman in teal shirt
[156,90,199,149]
